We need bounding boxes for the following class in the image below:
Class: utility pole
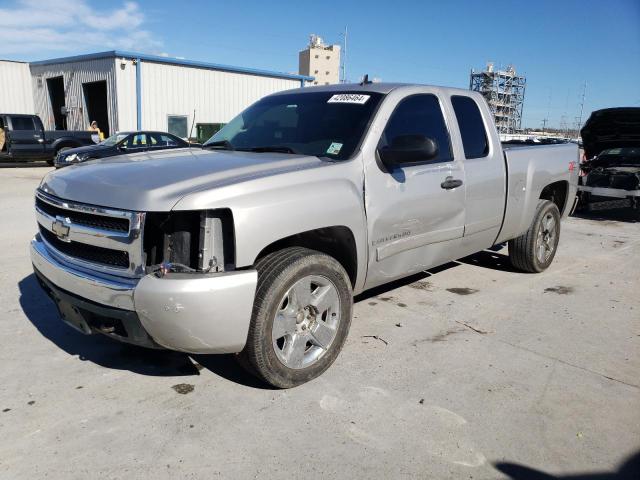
[341,26,348,83]
[575,81,587,138]
[541,118,548,134]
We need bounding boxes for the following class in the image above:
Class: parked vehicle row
[0,114,97,165]
[30,82,579,387]
[54,131,192,168]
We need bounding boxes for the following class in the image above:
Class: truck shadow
[458,247,521,273]
[494,448,639,479]
[18,273,272,389]
[355,246,518,302]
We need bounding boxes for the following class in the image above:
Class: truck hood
[581,107,640,159]
[40,148,329,211]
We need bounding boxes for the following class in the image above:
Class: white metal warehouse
[2,51,311,141]
[0,60,35,115]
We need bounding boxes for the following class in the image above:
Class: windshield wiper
[240,145,299,154]
[204,140,235,151]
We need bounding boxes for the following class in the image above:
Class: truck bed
[496,142,579,243]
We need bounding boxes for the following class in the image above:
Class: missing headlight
[143,209,234,274]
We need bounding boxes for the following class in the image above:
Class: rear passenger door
[363,92,467,289]
[450,95,505,247]
[7,116,44,158]
[122,133,149,154]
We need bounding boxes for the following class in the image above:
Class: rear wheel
[239,247,353,388]
[508,200,561,273]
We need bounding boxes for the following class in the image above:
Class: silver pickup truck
[31,83,578,387]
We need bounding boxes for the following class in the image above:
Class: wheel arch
[253,226,359,288]
[53,139,81,153]
[539,180,569,216]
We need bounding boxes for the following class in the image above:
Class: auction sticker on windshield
[327,94,370,104]
[326,142,343,155]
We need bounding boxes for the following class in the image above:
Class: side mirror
[378,135,438,168]
[118,144,127,151]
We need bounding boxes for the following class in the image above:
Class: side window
[380,94,452,163]
[10,116,35,131]
[126,133,147,148]
[148,133,179,147]
[160,135,179,146]
[451,95,489,159]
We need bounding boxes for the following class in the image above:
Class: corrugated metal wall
[0,61,35,114]
[140,62,300,134]
[114,58,137,131]
[29,58,118,132]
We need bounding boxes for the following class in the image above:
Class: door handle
[441,176,463,190]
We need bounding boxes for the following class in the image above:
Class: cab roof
[275,82,477,97]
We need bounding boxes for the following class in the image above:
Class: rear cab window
[451,95,489,159]
[379,94,453,163]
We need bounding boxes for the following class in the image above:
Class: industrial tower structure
[470,63,526,134]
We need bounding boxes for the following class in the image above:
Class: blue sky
[1,0,638,129]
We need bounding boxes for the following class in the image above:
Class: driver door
[363,93,466,289]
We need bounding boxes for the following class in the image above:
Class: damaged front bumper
[30,235,258,354]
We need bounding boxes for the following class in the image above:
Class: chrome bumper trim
[31,236,137,310]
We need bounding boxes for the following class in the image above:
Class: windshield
[204,91,383,160]
[101,133,129,147]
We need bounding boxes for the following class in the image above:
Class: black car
[54,131,192,168]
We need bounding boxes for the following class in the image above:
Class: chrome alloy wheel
[536,212,557,263]
[271,275,341,369]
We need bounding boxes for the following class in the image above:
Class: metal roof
[28,50,313,82]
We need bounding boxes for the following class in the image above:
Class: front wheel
[239,247,353,388]
[508,200,561,273]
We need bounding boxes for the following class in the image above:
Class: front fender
[172,159,368,293]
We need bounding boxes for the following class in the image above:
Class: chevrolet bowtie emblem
[52,219,70,241]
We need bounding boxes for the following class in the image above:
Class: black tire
[239,247,353,388]
[508,200,561,273]
[45,158,54,166]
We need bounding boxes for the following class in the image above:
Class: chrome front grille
[35,190,146,278]
[35,197,130,232]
